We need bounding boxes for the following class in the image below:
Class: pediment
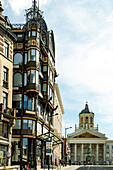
[74,132,100,138]
[68,130,107,139]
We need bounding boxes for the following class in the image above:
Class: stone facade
[0,2,16,166]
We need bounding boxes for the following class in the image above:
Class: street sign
[46,137,52,155]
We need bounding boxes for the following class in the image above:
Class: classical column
[81,144,84,164]
[103,144,106,163]
[96,144,99,164]
[75,144,77,163]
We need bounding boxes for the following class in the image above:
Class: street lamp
[65,127,72,165]
[47,105,58,170]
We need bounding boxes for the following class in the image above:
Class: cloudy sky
[2,0,113,139]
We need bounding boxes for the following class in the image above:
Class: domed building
[67,102,113,165]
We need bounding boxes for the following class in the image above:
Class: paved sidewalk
[37,165,80,170]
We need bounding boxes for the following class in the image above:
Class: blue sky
[2,0,113,139]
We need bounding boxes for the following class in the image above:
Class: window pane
[25,53,27,64]
[23,120,28,129]
[31,70,35,83]
[23,138,28,159]
[31,49,35,61]
[14,53,22,65]
[13,94,22,109]
[13,73,22,87]
[36,50,39,62]
[24,95,27,110]
[4,42,9,58]
[28,50,30,62]
[32,31,36,36]
[28,120,32,130]
[13,119,21,129]
[43,83,47,91]
[43,66,47,72]
[24,73,27,86]
[3,92,7,110]
[36,70,39,84]
[27,70,30,84]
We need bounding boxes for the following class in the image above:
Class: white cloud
[6,0,51,15]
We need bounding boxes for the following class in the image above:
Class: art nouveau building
[0,2,16,166]
[10,0,63,169]
[67,102,113,165]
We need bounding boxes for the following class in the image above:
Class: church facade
[67,103,113,165]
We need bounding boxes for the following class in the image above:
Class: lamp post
[47,105,58,170]
[65,127,72,166]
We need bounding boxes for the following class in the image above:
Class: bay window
[28,49,39,62]
[27,69,39,84]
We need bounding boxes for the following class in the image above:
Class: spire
[85,101,88,109]
[32,0,37,11]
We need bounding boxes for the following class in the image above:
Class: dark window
[14,53,22,65]
[3,67,8,88]
[4,42,9,58]
[13,73,22,87]
[107,145,109,149]
[13,94,22,109]
[3,92,7,111]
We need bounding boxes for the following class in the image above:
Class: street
[57,165,113,170]
[77,165,113,170]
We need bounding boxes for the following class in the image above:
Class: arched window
[13,73,22,87]
[85,117,88,123]
[14,53,22,65]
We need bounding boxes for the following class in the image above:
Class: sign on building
[46,137,52,155]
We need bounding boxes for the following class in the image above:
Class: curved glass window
[14,53,22,65]
[27,70,39,84]
[24,95,35,111]
[28,49,39,62]
[13,73,22,87]
[23,119,35,131]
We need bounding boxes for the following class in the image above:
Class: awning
[37,131,63,146]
